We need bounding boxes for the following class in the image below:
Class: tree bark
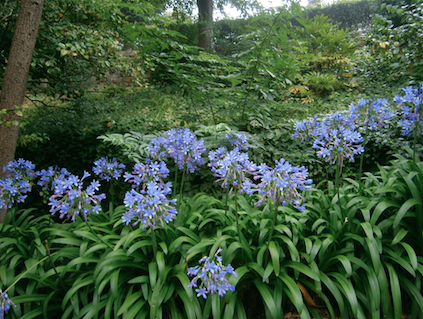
[0,0,44,222]
[197,0,214,52]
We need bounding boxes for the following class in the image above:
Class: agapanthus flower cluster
[93,157,125,181]
[123,160,169,187]
[0,290,15,319]
[349,97,395,130]
[208,147,257,193]
[394,84,423,136]
[122,161,177,228]
[3,158,36,179]
[244,158,312,212]
[148,128,206,173]
[48,171,106,221]
[293,112,364,164]
[0,159,36,209]
[291,116,320,143]
[36,166,71,192]
[188,248,238,299]
[222,133,249,151]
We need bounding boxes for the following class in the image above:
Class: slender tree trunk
[0,0,44,222]
[197,0,214,52]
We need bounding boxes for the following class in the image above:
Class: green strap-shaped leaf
[80,298,109,319]
[253,279,279,319]
[394,198,422,228]
[268,241,280,277]
[282,261,320,282]
[18,308,44,319]
[262,263,274,283]
[400,242,418,271]
[279,272,309,319]
[391,228,408,245]
[187,239,215,260]
[126,240,153,256]
[168,236,197,253]
[128,275,149,284]
[211,293,221,319]
[329,272,365,319]
[364,238,381,275]
[62,276,94,309]
[117,286,143,315]
[222,290,238,319]
[150,280,164,319]
[377,265,393,317]
[174,286,201,319]
[385,247,416,276]
[371,200,399,225]
[399,273,423,317]
[149,261,158,289]
[386,263,402,319]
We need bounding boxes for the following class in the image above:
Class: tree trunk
[0,0,44,222]
[197,0,214,52]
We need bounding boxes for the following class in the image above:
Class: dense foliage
[3,84,423,318]
[2,0,423,317]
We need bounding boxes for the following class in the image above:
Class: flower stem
[4,254,54,294]
[151,227,157,259]
[179,168,186,196]
[335,155,344,217]
[357,126,369,194]
[45,240,65,287]
[224,187,230,217]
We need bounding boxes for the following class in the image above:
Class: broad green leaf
[282,261,320,282]
[268,241,280,276]
[392,228,409,245]
[279,273,309,319]
[386,263,402,319]
[394,198,422,228]
[253,279,279,319]
[329,272,362,318]
[400,242,418,271]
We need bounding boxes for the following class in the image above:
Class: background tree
[0,0,44,222]
[170,0,261,51]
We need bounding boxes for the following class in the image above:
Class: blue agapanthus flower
[3,158,36,178]
[93,157,126,181]
[148,128,206,173]
[394,84,423,136]
[0,159,36,209]
[36,166,71,192]
[122,161,177,228]
[188,248,238,299]
[223,133,249,151]
[208,147,257,193]
[292,116,320,142]
[349,97,395,130]
[245,158,312,212]
[0,290,15,319]
[48,171,106,221]
[124,160,169,188]
[293,112,364,164]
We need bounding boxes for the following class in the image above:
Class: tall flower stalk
[244,158,312,243]
[149,128,206,196]
[123,161,178,257]
[349,97,394,190]
[293,111,364,213]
